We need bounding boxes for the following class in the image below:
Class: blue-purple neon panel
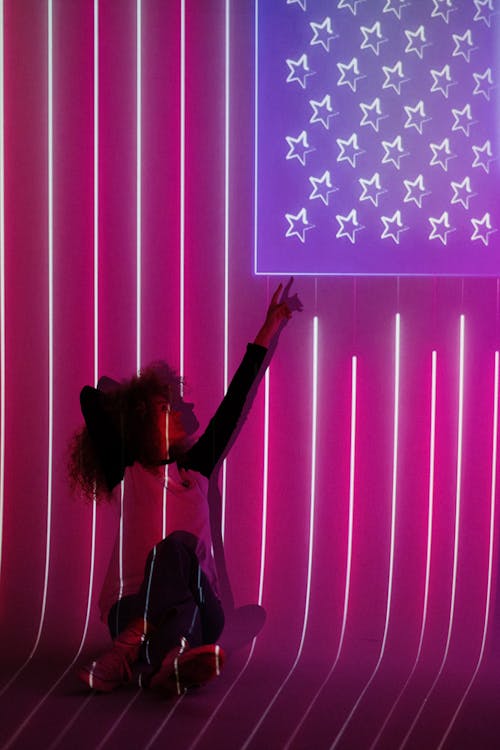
[254,0,499,276]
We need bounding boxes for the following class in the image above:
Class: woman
[69,280,301,696]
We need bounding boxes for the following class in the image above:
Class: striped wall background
[0,2,499,748]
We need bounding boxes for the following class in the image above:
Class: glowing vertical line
[0,0,5,584]
[187,365,271,750]
[369,350,437,750]
[436,350,499,750]
[93,0,98,387]
[258,368,270,605]
[136,0,141,373]
[399,315,465,749]
[240,316,318,750]
[221,0,230,543]
[284,354,357,750]
[329,314,400,750]
[32,0,55,657]
[179,0,185,386]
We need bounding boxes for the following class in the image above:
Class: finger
[270,283,283,306]
[283,276,294,298]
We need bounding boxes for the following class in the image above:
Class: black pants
[108,532,225,666]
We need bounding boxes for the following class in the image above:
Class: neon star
[431,0,457,23]
[285,208,314,242]
[473,0,495,27]
[453,30,476,62]
[360,22,387,56]
[359,98,386,132]
[309,170,338,205]
[430,138,456,171]
[383,0,411,19]
[337,133,364,167]
[359,172,386,206]
[404,175,431,207]
[471,212,496,245]
[287,0,307,9]
[309,95,335,129]
[286,55,314,89]
[285,131,314,166]
[473,68,494,100]
[452,104,475,137]
[451,177,475,209]
[310,17,337,52]
[472,140,494,173]
[382,61,409,94]
[337,58,365,92]
[337,0,367,15]
[404,101,431,134]
[430,64,456,98]
[405,26,430,58]
[429,211,455,245]
[336,209,364,243]
[381,135,408,169]
[381,211,407,244]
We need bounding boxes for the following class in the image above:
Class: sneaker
[77,619,148,692]
[148,640,226,697]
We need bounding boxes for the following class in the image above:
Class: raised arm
[183,279,302,477]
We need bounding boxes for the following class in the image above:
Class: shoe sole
[149,645,225,696]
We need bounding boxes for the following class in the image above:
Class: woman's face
[152,396,199,458]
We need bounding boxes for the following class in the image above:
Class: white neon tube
[284,354,357,750]
[399,315,466,749]
[435,350,499,750]
[221,0,230,543]
[368,349,437,750]
[187,365,271,750]
[329,313,401,750]
[179,0,185,388]
[240,316,319,750]
[0,0,5,586]
[136,0,141,373]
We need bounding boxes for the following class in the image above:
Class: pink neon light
[179,0,185,387]
[240,316,319,750]
[368,349,437,749]
[136,0,142,372]
[399,315,466,748]
[187,365,271,750]
[329,313,401,750]
[0,0,5,584]
[435,350,499,750]
[284,354,357,750]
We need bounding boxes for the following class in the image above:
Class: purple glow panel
[255,0,499,276]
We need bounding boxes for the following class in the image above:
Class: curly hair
[68,361,184,502]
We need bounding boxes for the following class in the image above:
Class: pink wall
[0,2,499,749]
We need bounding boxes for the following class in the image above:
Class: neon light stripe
[31,0,55,658]
[143,545,157,637]
[329,314,401,750]
[284,354,357,750]
[93,692,142,750]
[187,363,271,750]
[93,0,98,387]
[240,316,319,750]
[0,0,5,585]
[399,315,466,749]
[142,697,186,750]
[179,0,185,387]
[258,367,270,605]
[368,350,437,750]
[136,0,141,372]
[436,350,499,750]
[221,0,230,544]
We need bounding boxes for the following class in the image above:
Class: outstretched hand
[254,277,303,348]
